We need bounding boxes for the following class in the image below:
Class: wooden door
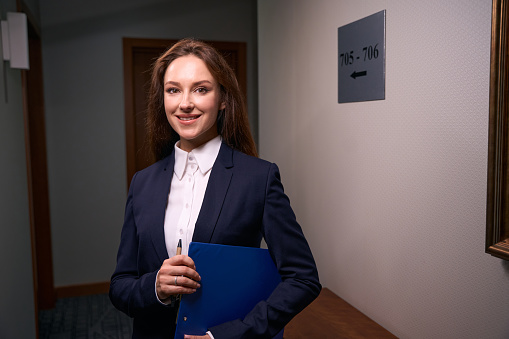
[123,38,247,187]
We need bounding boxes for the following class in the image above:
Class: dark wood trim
[18,5,41,337]
[21,18,53,339]
[22,66,40,339]
[26,21,56,309]
[19,0,41,37]
[486,0,509,260]
[55,281,110,298]
[20,12,55,339]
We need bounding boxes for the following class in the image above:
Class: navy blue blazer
[110,142,321,339]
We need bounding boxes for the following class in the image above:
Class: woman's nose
[179,93,194,111]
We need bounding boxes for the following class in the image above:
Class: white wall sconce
[1,12,29,70]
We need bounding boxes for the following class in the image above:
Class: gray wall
[0,0,36,337]
[39,0,258,287]
[258,0,509,338]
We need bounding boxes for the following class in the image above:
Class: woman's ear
[220,101,226,110]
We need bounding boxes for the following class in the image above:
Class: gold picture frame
[486,0,509,260]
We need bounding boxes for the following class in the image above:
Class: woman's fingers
[160,256,201,282]
[156,255,201,300]
[167,254,197,270]
[159,272,201,290]
[157,272,199,299]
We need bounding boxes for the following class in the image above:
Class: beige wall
[258,0,509,338]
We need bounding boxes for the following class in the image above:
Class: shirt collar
[173,135,222,180]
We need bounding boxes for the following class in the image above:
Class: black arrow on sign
[350,70,367,79]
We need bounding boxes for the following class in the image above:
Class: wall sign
[338,10,386,103]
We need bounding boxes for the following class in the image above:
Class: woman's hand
[156,255,201,301]
[184,335,211,339]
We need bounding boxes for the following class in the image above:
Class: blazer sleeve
[209,163,321,338]
[109,172,171,319]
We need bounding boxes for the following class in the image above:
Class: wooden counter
[284,288,397,338]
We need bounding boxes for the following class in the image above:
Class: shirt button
[179,229,183,235]
[185,203,189,209]
[189,156,194,161]
[188,177,192,182]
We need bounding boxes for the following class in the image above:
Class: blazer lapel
[149,153,175,263]
[193,143,234,243]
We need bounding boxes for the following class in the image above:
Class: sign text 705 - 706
[337,10,386,103]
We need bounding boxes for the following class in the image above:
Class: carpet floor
[38,294,132,339]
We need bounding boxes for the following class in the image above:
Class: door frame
[19,1,56,337]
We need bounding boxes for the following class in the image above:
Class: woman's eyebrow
[164,80,213,86]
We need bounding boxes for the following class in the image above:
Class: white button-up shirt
[163,135,222,257]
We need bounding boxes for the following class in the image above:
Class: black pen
[176,239,182,292]
[175,239,182,300]
[176,239,182,256]
[175,239,182,324]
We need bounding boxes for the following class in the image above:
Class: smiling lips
[177,115,201,122]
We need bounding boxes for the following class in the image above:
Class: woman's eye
[166,88,179,94]
[195,87,209,94]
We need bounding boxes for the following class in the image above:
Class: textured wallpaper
[258,0,509,338]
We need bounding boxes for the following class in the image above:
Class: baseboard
[55,281,110,298]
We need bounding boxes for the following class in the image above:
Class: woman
[110,38,321,339]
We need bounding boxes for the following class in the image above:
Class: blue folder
[174,242,283,339]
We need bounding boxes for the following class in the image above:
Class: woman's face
[163,55,225,152]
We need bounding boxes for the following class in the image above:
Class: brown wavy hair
[146,38,258,161]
